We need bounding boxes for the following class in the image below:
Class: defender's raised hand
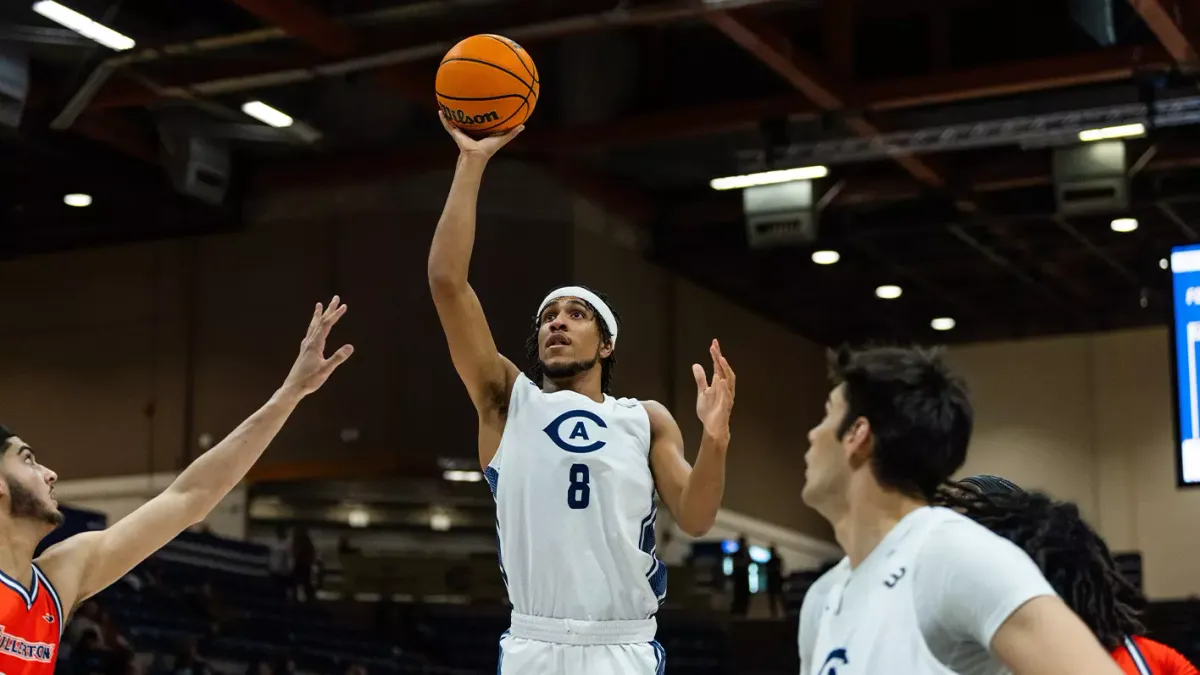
[440,111,524,159]
[282,296,354,397]
[693,339,736,440]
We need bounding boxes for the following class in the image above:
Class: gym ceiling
[3,0,1199,345]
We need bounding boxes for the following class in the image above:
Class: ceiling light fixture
[1078,123,1145,142]
[875,285,902,299]
[1110,217,1138,233]
[242,100,294,128]
[32,1,134,51]
[709,165,828,191]
[811,250,840,265]
[63,193,91,207]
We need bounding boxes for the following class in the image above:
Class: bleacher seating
[67,530,733,675]
[65,527,1200,675]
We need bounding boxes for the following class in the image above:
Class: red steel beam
[224,0,429,101]
[1125,0,1199,65]
[228,0,653,224]
[254,44,1172,195]
[706,9,946,188]
[225,0,358,57]
[73,111,157,163]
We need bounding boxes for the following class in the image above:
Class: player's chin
[540,351,575,368]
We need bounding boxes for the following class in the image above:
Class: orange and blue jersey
[0,564,64,675]
[1115,635,1200,675]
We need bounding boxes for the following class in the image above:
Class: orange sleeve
[1141,637,1200,675]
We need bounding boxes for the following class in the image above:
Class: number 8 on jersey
[568,463,591,509]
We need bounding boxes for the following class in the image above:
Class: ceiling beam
[705,9,945,187]
[1125,0,1200,66]
[71,111,157,164]
[222,0,429,101]
[253,44,1171,196]
[664,141,1200,226]
[228,0,655,226]
[825,0,853,80]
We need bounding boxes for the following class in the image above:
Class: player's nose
[43,467,57,484]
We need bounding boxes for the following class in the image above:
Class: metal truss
[736,95,1200,170]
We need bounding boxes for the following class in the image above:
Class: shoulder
[34,531,103,614]
[641,400,672,422]
[913,508,1048,585]
[802,561,847,609]
[912,508,1056,648]
[1131,636,1199,673]
[640,400,683,440]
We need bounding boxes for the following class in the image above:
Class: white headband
[536,286,619,347]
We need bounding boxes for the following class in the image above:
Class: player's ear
[599,339,614,359]
[843,417,873,467]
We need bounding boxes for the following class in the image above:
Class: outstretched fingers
[320,343,355,377]
[692,363,708,393]
[710,339,735,399]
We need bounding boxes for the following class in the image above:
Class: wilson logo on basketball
[439,103,499,126]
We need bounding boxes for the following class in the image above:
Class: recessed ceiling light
[1111,217,1138,233]
[931,317,956,331]
[64,193,91,207]
[1161,258,1169,270]
[811,250,840,265]
[875,285,902,299]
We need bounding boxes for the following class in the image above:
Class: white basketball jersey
[484,373,666,621]
[805,512,959,675]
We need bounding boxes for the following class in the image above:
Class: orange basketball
[436,34,539,136]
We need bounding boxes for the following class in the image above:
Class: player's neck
[542,372,605,403]
[0,520,41,589]
[833,485,927,569]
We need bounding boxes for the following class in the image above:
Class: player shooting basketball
[0,298,352,675]
[429,112,734,675]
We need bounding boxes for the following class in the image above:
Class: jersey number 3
[567,463,591,509]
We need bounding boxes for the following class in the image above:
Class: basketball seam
[480,34,538,84]
[435,92,528,102]
[438,57,531,90]
[476,99,528,133]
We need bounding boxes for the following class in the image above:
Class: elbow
[677,516,716,538]
[428,271,464,297]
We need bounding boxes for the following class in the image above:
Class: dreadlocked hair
[524,285,621,394]
[934,486,1145,650]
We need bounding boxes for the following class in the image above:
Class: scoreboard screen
[1170,243,1200,486]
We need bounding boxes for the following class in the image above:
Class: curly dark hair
[934,485,1146,650]
[524,285,620,394]
[828,345,973,500]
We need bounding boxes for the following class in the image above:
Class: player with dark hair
[939,475,1199,675]
[798,345,1122,675]
[0,298,352,675]
[429,114,735,675]
[522,284,621,395]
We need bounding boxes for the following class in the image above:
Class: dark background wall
[0,159,834,541]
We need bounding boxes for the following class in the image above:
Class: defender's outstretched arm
[38,298,353,613]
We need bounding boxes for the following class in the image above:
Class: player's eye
[571,311,584,320]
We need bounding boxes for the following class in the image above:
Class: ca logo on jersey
[543,410,608,453]
[818,648,848,675]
